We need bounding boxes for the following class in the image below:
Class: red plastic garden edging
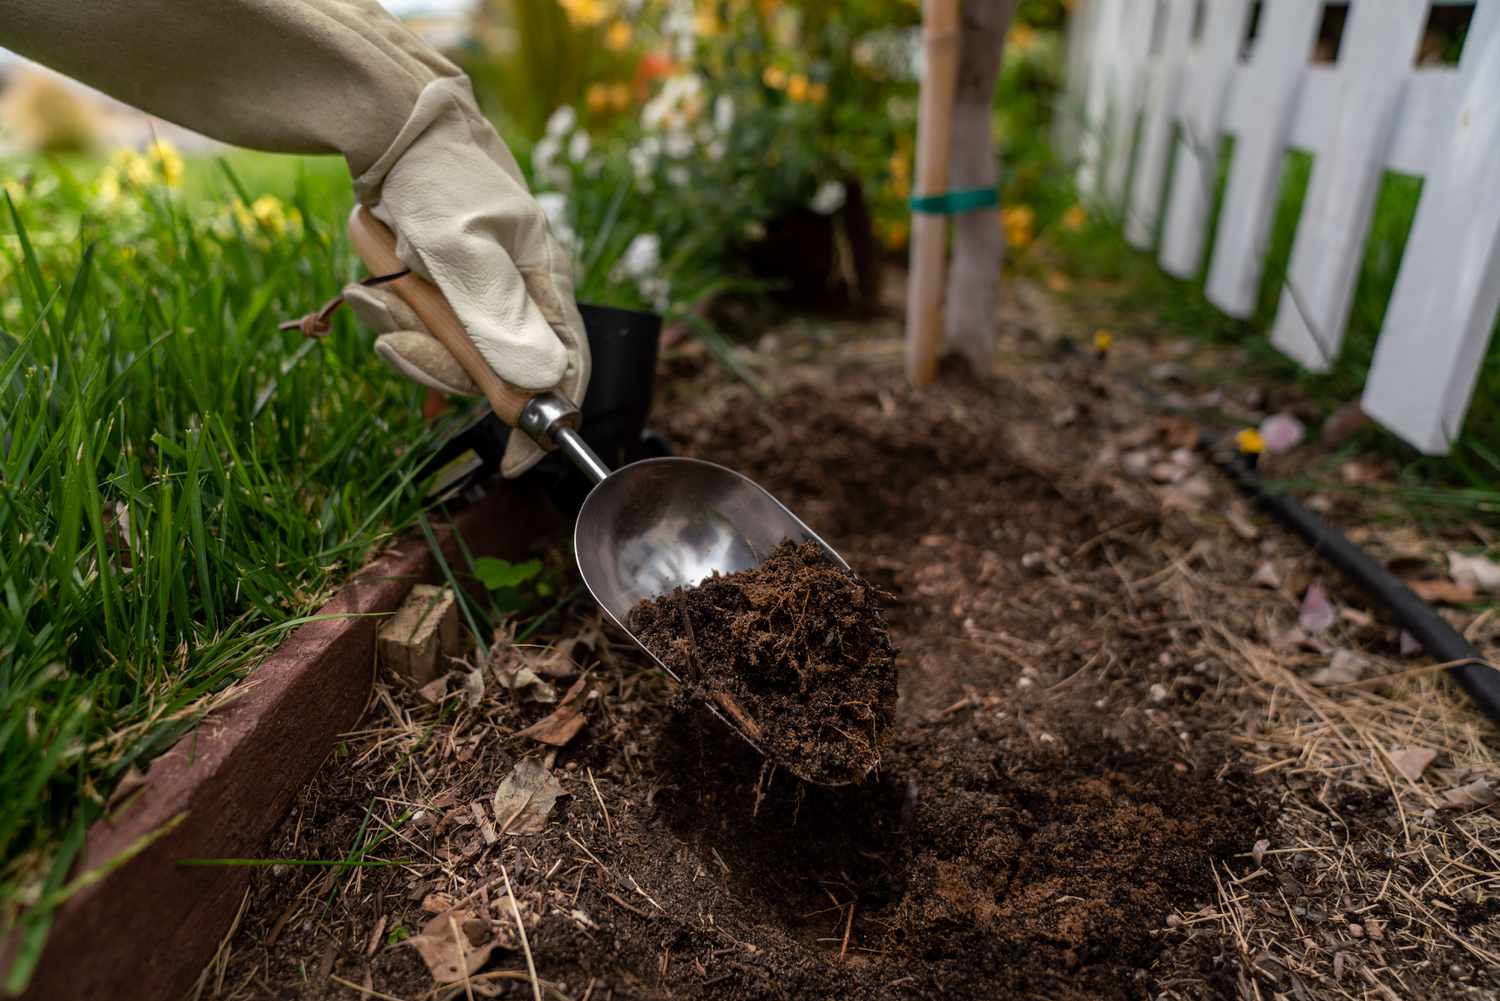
[10,485,551,1001]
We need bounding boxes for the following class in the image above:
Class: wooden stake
[905,0,963,386]
[944,0,1016,370]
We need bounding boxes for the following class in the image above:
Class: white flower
[707,138,726,161]
[809,180,847,216]
[639,276,670,311]
[535,190,578,251]
[618,233,661,279]
[664,130,693,159]
[545,106,577,138]
[532,135,569,189]
[714,94,735,133]
[666,165,690,187]
[628,146,656,183]
[568,131,591,163]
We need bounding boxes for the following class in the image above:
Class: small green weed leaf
[473,556,543,591]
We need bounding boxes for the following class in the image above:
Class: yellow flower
[145,140,184,188]
[1008,24,1036,53]
[879,219,909,251]
[1001,204,1034,249]
[1235,428,1265,455]
[1044,270,1071,293]
[111,148,155,187]
[94,166,123,209]
[1092,329,1114,354]
[1061,204,1086,231]
[807,82,828,104]
[586,83,610,113]
[762,65,787,90]
[694,9,721,36]
[609,82,631,110]
[604,20,633,50]
[559,0,609,27]
[238,194,288,236]
[786,73,809,102]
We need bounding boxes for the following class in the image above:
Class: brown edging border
[16,485,552,1001]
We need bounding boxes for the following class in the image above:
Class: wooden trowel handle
[347,205,533,427]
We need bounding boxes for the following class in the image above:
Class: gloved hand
[2,1,588,477]
[344,78,590,476]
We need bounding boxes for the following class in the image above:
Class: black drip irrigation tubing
[1205,446,1500,728]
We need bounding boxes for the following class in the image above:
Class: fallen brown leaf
[493,759,566,835]
[405,908,506,984]
[1406,578,1476,605]
[514,676,589,746]
[1442,777,1497,810]
[1310,649,1366,686]
[1387,746,1438,782]
[1448,551,1500,594]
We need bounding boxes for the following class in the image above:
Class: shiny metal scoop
[348,206,846,772]
[572,456,847,645]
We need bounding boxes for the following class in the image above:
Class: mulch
[203,289,1500,1001]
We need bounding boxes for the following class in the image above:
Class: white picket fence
[1062,0,1500,454]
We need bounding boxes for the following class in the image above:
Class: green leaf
[472,556,543,591]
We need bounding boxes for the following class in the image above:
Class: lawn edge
[12,483,552,1001]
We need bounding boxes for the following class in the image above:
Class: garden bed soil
[207,295,1500,1000]
[627,540,898,786]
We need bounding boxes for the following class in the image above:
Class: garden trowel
[349,207,846,779]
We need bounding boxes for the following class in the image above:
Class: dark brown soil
[627,540,898,786]
[209,327,1283,1001]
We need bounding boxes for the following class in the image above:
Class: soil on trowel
[628,540,898,786]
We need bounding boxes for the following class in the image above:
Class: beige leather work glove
[345,77,590,476]
[3,0,587,476]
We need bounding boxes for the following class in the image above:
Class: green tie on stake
[908,187,1000,215]
[905,0,962,388]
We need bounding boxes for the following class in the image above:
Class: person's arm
[2,0,448,174]
[2,1,590,477]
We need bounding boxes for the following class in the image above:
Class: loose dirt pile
[627,540,898,786]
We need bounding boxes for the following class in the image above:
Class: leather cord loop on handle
[277,268,412,337]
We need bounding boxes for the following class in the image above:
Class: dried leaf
[1448,551,1500,594]
[1258,413,1305,455]
[416,675,449,704]
[1225,505,1260,541]
[1407,578,1476,605]
[492,759,566,835]
[1251,562,1282,589]
[405,909,504,984]
[1298,581,1336,635]
[459,668,485,707]
[1442,778,1498,810]
[514,676,589,746]
[1399,631,1422,657]
[1387,747,1438,782]
[1309,649,1366,686]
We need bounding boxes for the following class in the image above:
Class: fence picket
[1203,0,1323,318]
[1125,0,1195,249]
[1158,0,1249,279]
[1362,5,1500,453]
[1269,2,1428,370]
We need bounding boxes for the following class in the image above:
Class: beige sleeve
[0,0,462,175]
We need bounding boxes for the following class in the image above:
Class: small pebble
[1348,923,1363,938]
[1149,683,1170,704]
[1165,914,1182,928]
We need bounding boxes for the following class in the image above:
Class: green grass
[0,151,444,987]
